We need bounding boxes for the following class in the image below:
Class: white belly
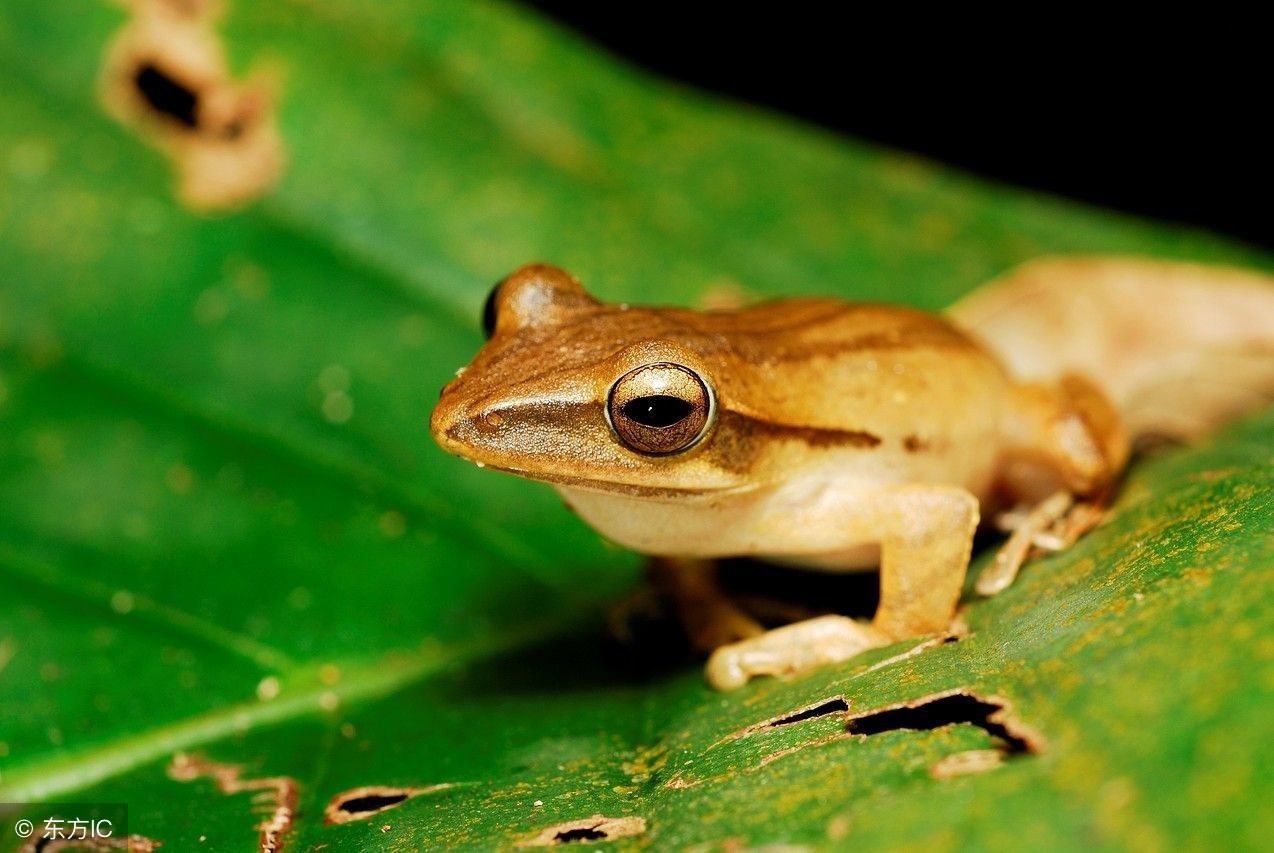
[559,475,942,572]
[554,438,999,570]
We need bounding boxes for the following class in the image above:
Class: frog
[431,259,1274,690]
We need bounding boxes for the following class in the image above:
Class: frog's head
[431,264,748,496]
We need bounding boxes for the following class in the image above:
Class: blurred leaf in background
[0,1,1270,850]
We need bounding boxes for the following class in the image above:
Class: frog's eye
[481,280,502,339]
[608,363,713,455]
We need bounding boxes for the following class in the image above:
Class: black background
[524,5,1270,250]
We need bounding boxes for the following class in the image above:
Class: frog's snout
[431,380,505,463]
[429,382,467,454]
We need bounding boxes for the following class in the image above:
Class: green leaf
[0,1,1269,849]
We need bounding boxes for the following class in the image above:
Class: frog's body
[552,302,1010,565]
[432,259,1274,689]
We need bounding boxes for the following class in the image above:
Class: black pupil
[481,280,502,338]
[622,395,693,428]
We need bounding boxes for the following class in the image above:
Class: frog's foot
[704,615,890,691]
[977,491,1106,596]
[647,557,764,653]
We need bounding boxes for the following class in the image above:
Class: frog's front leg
[705,484,979,690]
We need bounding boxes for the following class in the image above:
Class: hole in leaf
[723,695,852,744]
[553,827,609,843]
[100,0,285,209]
[769,696,849,727]
[845,690,1043,755]
[517,816,647,847]
[323,784,452,825]
[128,58,253,141]
[338,792,409,813]
[134,62,199,128]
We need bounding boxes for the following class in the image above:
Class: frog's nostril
[477,410,505,433]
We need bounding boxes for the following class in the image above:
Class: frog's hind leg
[704,485,980,690]
[977,491,1106,596]
[978,491,1073,596]
[981,374,1127,596]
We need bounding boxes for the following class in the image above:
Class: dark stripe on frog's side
[706,409,881,474]
[718,410,882,449]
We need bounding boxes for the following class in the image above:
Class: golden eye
[607,363,713,455]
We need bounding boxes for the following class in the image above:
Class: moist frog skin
[432,259,1274,689]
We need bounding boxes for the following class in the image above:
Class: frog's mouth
[470,460,737,499]
[429,395,744,498]
[431,427,739,498]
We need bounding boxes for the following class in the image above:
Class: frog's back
[677,297,1008,425]
[689,298,973,354]
[668,298,1013,494]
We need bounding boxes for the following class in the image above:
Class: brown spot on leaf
[826,814,851,842]
[100,0,285,209]
[168,752,297,853]
[929,748,1006,778]
[662,773,702,791]
[323,784,453,825]
[516,815,647,847]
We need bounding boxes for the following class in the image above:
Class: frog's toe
[704,615,890,691]
[980,491,1105,596]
